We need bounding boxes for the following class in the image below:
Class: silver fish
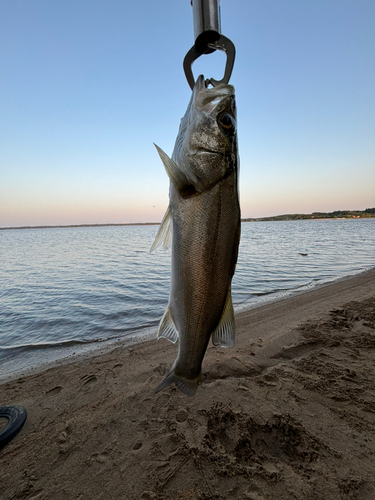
[151,75,240,396]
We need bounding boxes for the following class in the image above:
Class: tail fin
[155,369,198,397]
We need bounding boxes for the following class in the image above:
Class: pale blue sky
[1,0,374,227]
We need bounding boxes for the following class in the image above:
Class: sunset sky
[1,0,374,227]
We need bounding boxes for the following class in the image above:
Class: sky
[1,0,374,227]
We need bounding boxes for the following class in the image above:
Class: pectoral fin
[212,287,235,347]
[150,205,172,252]
[154,144,189,192]
[157,307,179,344]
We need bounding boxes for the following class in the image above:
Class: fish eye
[217,113,235,134]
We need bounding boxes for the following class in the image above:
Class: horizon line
[1,208,374,231]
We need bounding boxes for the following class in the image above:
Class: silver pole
[192,0,221,44]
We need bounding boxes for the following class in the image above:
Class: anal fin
[157,307,179,344]
[212,287,235,347]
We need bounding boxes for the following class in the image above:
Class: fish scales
[171,181,239,375]
[152,75,240,396]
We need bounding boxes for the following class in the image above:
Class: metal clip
[183,34,235,90]
[183,0,235,90]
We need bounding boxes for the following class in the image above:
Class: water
[1,219,374,378]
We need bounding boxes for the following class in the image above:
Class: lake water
[1,219,374,379]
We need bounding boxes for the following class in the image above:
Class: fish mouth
[196,74,232,92]
[189,147,223,156]
[195,75,234,108]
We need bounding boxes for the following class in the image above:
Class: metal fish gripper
[183,0,236,90]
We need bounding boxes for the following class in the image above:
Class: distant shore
[1,209,374,230]
[0,222,160,231]
[243,208,375,222]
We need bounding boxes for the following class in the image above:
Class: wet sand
[1,269,375,499]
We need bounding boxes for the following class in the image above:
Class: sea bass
[151,75,240,396]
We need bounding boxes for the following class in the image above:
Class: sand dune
[1,269,374,499]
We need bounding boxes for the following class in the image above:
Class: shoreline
[0,222,160,231]
[1,268,374,498]
[1,268,373,385]
[1,215,373,230]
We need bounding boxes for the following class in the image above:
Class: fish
[151,75,241,396]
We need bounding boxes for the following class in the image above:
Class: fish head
[172,75,238,192]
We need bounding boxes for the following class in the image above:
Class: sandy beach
[1,269,374,499]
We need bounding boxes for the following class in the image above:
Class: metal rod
[191,0,221,48]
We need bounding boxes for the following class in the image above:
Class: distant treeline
[2,209,374,230]
[242,208,375,222]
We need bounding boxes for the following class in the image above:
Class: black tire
[0,406,27,450]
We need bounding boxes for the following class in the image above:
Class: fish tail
[154,369,199,397]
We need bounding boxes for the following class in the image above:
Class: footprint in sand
[80,374,97,388]
[175,409,188,423]
[91,451,109,463]
[204,356,261,382]
[153,364,168,376]
[154,393,170,409]
[104,363,123,382]
[45,385,62,396]
[27,491,44,500]
[132,440,143,451]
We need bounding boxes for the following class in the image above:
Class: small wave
[251,287,294,297]
[234,267,374,314]
[0,338,100,356]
